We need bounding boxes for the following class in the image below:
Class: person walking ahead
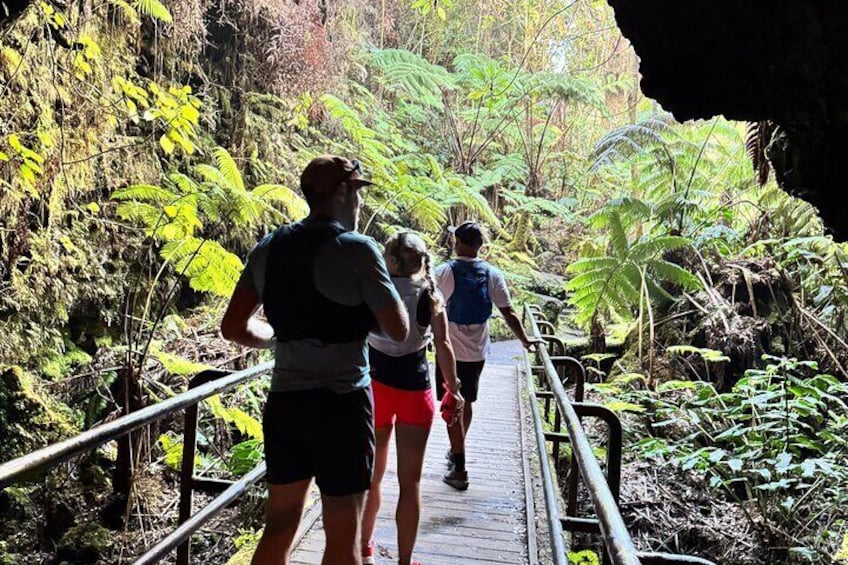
[360,232,464,565]
[220,155,409,565]
[435,221,539,490]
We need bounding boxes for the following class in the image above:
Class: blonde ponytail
[423,253,444,314]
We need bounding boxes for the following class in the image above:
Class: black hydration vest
[263,222,375,344]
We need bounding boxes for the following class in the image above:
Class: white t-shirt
[435,257,512,362]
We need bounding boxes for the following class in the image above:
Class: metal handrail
[135,462,267,564]
[0,361,275,563]
[523,305,715,565]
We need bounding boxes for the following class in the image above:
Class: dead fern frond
[745,121,775,186]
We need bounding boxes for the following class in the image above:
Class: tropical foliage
[1,0,847,563]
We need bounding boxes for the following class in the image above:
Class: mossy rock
[0,486,35,521]
[56,523,113,564]
[0,365,79,463]
[37,343,93,381]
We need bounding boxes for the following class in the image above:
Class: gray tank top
[368,277,432,356]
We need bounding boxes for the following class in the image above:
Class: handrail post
[177,370,231,565]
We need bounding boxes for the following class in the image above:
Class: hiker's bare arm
[497,305,541,350]
[432,310,464,404]
[373,299,409,342]
[221,284,275,349]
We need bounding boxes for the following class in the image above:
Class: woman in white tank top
[361,232,464,565]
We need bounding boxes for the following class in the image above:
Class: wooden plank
[291,341,531,565]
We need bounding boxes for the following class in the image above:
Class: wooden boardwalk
[290,341,533,565]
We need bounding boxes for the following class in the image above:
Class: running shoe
[362,540,375,565]
[442,468,469,491]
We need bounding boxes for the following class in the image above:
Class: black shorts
[435,360,485,403]
[263,387,374,497]
[369,347,430,391]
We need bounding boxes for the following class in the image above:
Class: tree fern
[160,237,243,298]
[499,188,571,218]
[521,71,606,111]
[113,147,305,297]
[589,115,676,174]
[566,209,702,327]
[370,49,456,108]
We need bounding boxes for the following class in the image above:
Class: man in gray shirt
[221,155,409,565]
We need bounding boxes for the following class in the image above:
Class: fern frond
[408,195,448,232]
[157,204,203,240]
[320,94,379,147]
[106,0,141,24]
[525,72,605,111]
[160,237,243,297]
[589,116,675,173]
[253,184,309,220]
[167,172,200,194]
[630,235,692,261]
[745,121,775,186]
[607,212,629,258]
[133,0,172,23]
[370,49,455,108]
[155,351,213,375]
[206,396,263,440]
[195,164,229,190]
[115,201,161,229]
[567,257,621,273]
[646,259,703,291]
[113,184,179,204]
[212,147,245,193]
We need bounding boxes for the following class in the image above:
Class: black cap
[448,221,484,247]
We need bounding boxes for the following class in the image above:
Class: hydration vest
[446,259,492,325]
[263,222,375,343]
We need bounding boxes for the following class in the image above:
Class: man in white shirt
[434,221,539,490]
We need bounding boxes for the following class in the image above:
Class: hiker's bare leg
[361,426,393,552]
[251,478,312,565]
[322,490,367,565]
[395,424,430,565]
[462,400,474,433]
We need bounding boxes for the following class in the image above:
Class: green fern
[113,183,179,205]
[133,0,172,23]
[521,71,606,111]
[566,210,702,327]
[106,0,141,24]
[160,237,243,297]
[207,396,263,440]
[154,350,213,376]
[158,432,192,470]
[756,187,823,238]
[589,115,676,174]
[370,49,455,108]
[252,184,310,220]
